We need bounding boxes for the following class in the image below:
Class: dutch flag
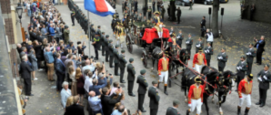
[84,0,116,17]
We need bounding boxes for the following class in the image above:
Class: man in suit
[64,96,84,115]
[101,87,123,115]
[105,36,110,62]
[195,37,204,53]
[246,43,256,75]
[127,58,136,96]
[20,55,34,97]
[176,30,184,47]
[114,45,120,75]
[55,53,66,92]
[236,56,248,91]
[254,36,265,65]
[148,81,160,115]
[255,64,271,107]
[204,42,213,66]
[186,34,193,59]
[119,49,127,83]
[166,101,181,115]
[201,16,206,37]
[137,70,148,112]
[217,48,228,72]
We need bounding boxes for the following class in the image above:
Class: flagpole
[88,11,91,57]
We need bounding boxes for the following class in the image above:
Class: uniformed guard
[127,58,136,96]
[236,56,248,91]
[170,33,180,55]
[255,64,271,107]
[137,69,148,113]
[134,11,138,20]
[92,33,100,60]
[109,40,114,67]
[176,7,182,24]
[195,37,204,53]
[176,30,184,47]
[71,9,75,26]
[237,74,253,115]
[203,42,213,66]
[118,23,126,49]
[90,24,95,41]
[96,25,102,36]
[114,45,120,76]
[100,32,106,56]
[111,14,117,32]
[137,13,142,22]
[185,34,193,59]
[153,11,164,38]
[166,101,181,115]
[114,22,120,37]
[161,6,165,20]
[119,49,127,83]
[246,43,256,75]
[148,6,152,20]
[201,16,206,37]
[169,27,174,36]
[157,54,169,95]
[187,76,204,115]
[148,81,160,115]
[105,35,110,62]
[192,48,207,73]
[217,48,228,72]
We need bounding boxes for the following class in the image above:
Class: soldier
[104,35,110,62]
[137,69,148,113]
[186,76,204,115]
[176,7,182,24]
[152,0,156,12]
[166,101,181,115]
[203,42,213,66]
[96,25,102,36]
[90,24,95,41]
[255,64,271,107]
[134,11,138,20]
[92,33,100,60]
[176,30,184,48]
[169,26,174,36]
[148,6,152,20]
[246,43,256,75]
[109,40,115,67]
[153,11,163,38]
[71,9,75,26]
[192,48,207,73]
[127,58,136,96]
[237,74,253,115]
[137,13,142,22]
[185,34,193,59]
[201,16,206,37]
[119,49,127,83]
[100,32,106,56]
[236,56,248,91]
[158,54,169,95]
[195,37,204,53]
[113,45,120,75]
[217,48,228,72]
[161,6,165,21]
[148,81,160,115]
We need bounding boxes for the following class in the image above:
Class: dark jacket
[204,46,213,59]
[19,61,33,79]
[257,70,271,90]
[254,40,265,52]
[64,104,84,115]
[148,86,160,109]
[127,63,136,81]
[55,59,66,75]
[217,52,228,68]
[101,94,122,115]
[246,48,256,63]
[137,75,148,94]
[166,107,181,115]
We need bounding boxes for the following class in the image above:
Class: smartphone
[118,86,120,89]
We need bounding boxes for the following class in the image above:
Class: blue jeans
[28,9,31,16]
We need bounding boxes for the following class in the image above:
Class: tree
[212,0,219,38]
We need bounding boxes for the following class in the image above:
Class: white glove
[258,77,263,82]
[246,52,251,55]
[218,56,223,60]
[186,41,190,44]
[196,44,200,47]
[177,36,180,39]
[201,102,203,105]
[188,104,191,107]
[263,75,268,80]
[205,50,209,53]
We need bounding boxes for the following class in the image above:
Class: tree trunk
[212,0,219,38]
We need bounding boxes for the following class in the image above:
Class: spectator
[89,76,108,96]
[61,81,71,108]
[55,53,66,92]
[44,46,55,81]
[17,43,23,54]
[69,66,77,96]
[32,40,44,70]
[101,87,123,115]
[82,59,96,74]
[66,95,79,107]
[88,91,103,114]
[84,70,96,93]
[254,36,265,65]
[110,82,120,96]
[64,95,85,115]
[76,67,85,103]
[77,42,86,55]
[19,55,34,98]
[111,104,128,115]
[64,25,70,44]
[29,49,38,80]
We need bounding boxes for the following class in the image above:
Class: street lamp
[16,3,23,24]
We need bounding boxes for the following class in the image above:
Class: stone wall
[243,0,271,23]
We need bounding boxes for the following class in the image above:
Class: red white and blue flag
[84,0,116,17]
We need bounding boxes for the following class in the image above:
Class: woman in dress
[68,66,77,96]
[60,81,71,108]
[29,49,38,80]
[75,67,85,104]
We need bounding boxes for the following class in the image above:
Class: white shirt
[206,32,214,42]
[84,74,98,92]
[27,3,30,10]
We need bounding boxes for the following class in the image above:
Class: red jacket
[158,57,169,75]
[192,53,207,68]
[238,78,253,98]
[188,84,204,104]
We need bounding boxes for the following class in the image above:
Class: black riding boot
[157,82,160,88]
[164,85,168,95]
[237,106,241,115]
[244,107,250,115]
[186,109,190,115]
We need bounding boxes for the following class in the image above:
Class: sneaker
[34,78,38,80]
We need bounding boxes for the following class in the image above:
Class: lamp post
[16,3,23,24]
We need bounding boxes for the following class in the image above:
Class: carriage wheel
[142,54,148,68]
[126,35,133,53]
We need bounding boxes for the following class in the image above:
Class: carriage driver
[153,11,164,38]
[237,74,253,115]
[187,76,204,115]
[192,47,207,73]
[158,53,169,95]
[118,23,126,49]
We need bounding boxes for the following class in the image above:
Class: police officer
[204,42,213,66]
[100,32,106,56]
[166,101,181,115]
[109,40,114,67]
[185,34,193,59]
[236,56,247,91]
[195,37,204,53]
[127,58,136,96]
[96,25,102,36]
[71,9,75,26]
[119,49,127,83]
[256,64,271,107]
[105,35,110,62]
[92,33,100,60]
[176,7,181,24]
[148,81,160,115]
[114,45,120,76]
[176,30,184,47]
[137,69,148,113]
[217,48,228,72]
[246,43,256,75]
